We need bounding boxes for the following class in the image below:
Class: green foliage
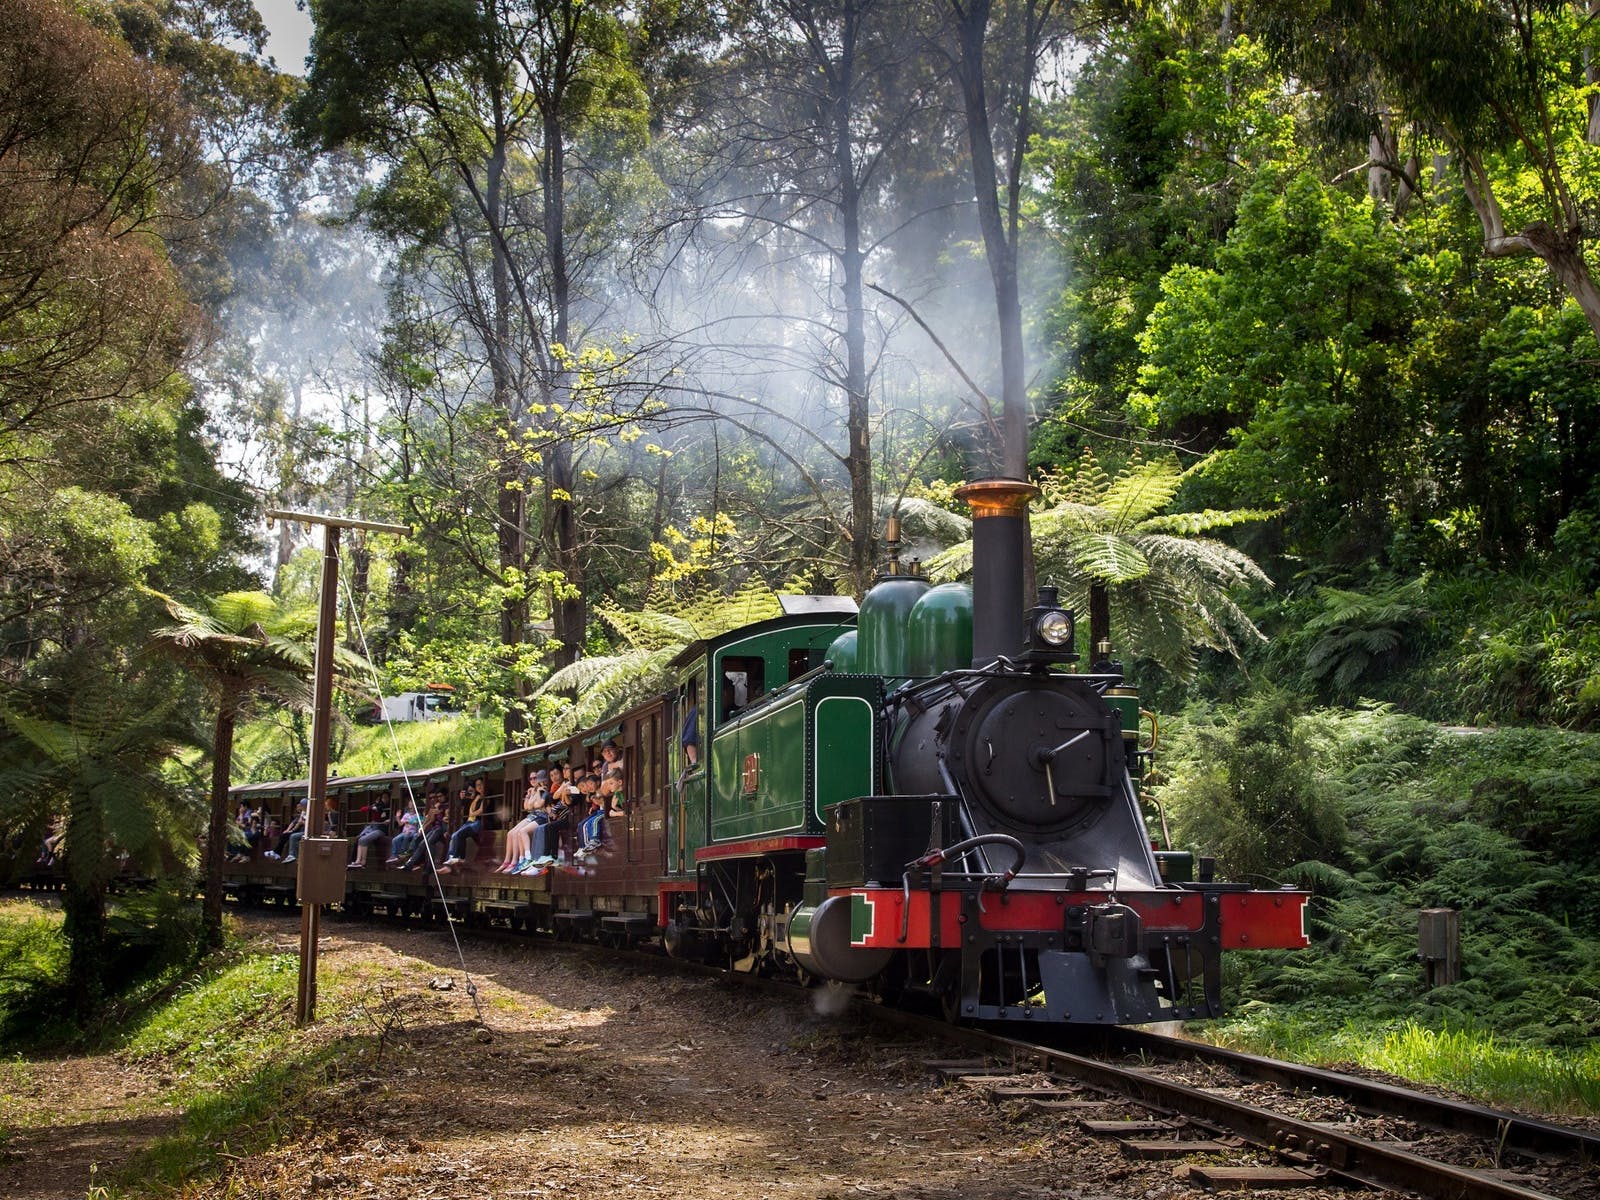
[1168,705,1600,1047]
[1036,29,1298,429]
[1296,562,1600,729]
[1203,1013,1600,1114]
[0,887,209,1051]
[1158,690,1347,881]
[0,901,68,1046]
[1271,577,1432,699]
[534,581,784,739]
[1134,171,1417,558]
[929,453,1273,677]
[116,949,364,1192]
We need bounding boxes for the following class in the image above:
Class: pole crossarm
[265,508,411,537]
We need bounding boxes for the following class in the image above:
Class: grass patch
[109,944,404,1196]
[0,900,418,1197]
[0,899,69,1045]
[232,712,503,782]
[1197,1008,1600,1115]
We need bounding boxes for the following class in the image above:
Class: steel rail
[851,1008,1570,1200]
[1106,1027,1600,1164]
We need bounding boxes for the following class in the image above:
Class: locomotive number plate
[742,753,760,795]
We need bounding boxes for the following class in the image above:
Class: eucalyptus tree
[1256,0,1600,346]
[0,0,199,456]
[682,0,954,595]
[940,0,1085,479]
[295,0,659,741]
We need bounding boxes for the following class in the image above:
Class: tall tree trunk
[62,784,107,1018]
[1088,582,1111,664]
[951,0,1027,480]
[541,105,586,680]
[1460,150,1600,348]
[482,119,531,747]
[835,3,876,595]
[202,706,235,950]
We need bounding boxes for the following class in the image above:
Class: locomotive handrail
[899,833,1027,942]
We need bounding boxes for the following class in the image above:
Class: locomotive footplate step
[1183,1165,1325,1189]
[1119,1138,1237,1159]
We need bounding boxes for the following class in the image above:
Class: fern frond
[1065,531,1150,584]
[892,496,971,544]
[1135,507,1280,536]
[1100,456,1185,525]
[598,607,697,652]
[925,541,973,582]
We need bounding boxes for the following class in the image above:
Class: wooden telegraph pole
[267,509,409,1026]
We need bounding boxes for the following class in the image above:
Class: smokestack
[954,479,1038,666]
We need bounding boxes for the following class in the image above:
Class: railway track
[845,1004,1597,1199]
[469,917,1594,1198]
[303,906,1600,1198]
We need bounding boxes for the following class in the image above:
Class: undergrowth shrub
[1156,690,1348,884]
[0,886,209,1050]
[1162,704,1600,1047]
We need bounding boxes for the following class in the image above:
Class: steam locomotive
[226,479,1308,1025]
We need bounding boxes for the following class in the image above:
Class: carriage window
[636,714,660,807]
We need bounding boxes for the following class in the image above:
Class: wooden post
[1418,908,1460,988]
[268,509,408,1027]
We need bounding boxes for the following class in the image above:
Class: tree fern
[933,453,1273,677]
[534,583,787,740]
[1288,578,1430,698]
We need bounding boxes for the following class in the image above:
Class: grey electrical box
[297,837,350,906]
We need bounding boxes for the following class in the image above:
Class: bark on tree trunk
[1460,151,1600,347]
[63,785,107,1018]
[202,706,234,950]
[1088,582,1111,664]
[835,7,876,597]
[951,0,1030,481]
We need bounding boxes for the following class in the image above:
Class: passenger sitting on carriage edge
[519,784,572,872]
[278,798,307,861]
[579,767,625,855]
[349,792,391,869]
[402,796,446,869]
[441,781,487,870]
[386,799,422,864]
[498,773,549,872]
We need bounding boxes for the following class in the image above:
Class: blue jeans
[448,819,482,859]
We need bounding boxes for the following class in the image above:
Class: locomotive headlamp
[1024,586,1079,665]
[1036,609,1074,647]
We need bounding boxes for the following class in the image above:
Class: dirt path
[4,912,1342,1199]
